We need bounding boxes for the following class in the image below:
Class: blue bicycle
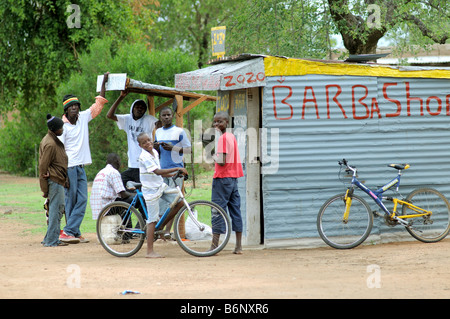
[317,159,450,249]
[96,171,231,257]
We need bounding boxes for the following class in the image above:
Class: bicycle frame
[123,182,205,235]
[344,164,431,224]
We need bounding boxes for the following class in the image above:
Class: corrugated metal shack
[176,54,450,248]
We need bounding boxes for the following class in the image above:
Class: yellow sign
[211,26,226,58]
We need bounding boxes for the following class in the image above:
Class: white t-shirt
[138,148,166,200]
[59,109,93,167]
[116,101,157,168]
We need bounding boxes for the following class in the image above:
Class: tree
[151,0,240,67]
[0,1,157,176]
[327,0,449,54]
[0,0,151,114]
[226,0,335,59]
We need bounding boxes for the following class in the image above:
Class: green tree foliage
[0,1,158,176]
[151,0,240,67]
[0,0,146,114]
[226,0,335,59]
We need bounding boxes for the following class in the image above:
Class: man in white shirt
[90,153,133,220]
[58,72,109,243]
[107,90,157,187]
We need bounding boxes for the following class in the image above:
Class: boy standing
[154,106,191,234]
[137,132,187,258]
[211,112,244,254]
[154,106,191,172]
[39,114,69,246]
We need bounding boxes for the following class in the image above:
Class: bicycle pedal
[163,233,172,240]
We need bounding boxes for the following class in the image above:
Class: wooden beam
[179,96,208,115]
[155,98,174,113]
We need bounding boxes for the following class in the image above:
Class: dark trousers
[211,177,243,233]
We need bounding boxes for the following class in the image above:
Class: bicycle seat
[387,164,410,170]
[126,181,142,190]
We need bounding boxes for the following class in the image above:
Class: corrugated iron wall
[261,74,450,241]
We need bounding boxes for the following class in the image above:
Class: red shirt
[213,132,244,178]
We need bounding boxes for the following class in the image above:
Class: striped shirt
[90,164,125,220]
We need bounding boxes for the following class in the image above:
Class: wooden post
[147,95,155,116]
[174,94,186,239]
[175,94,184,128]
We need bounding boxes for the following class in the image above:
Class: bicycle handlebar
[125,170,188,191]
[338,158,356,172]
[172,169,189,182]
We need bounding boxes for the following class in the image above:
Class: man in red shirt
[211,112,244,254]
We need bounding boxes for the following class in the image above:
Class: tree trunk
[328,0,388,55]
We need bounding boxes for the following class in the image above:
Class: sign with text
[211,26,226,58]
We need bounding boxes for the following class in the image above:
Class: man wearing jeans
[39,114,68,246]
[58,72,109,243]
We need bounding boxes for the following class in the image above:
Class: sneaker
[60,231,80,244]
[77,235,89,243]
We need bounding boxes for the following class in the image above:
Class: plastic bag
[185,210,212,240]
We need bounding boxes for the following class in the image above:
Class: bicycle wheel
[317,193,373,249]
[173,200,231,257]
[96,201,146,257]
[402,188,450,243]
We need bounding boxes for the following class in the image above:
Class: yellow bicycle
[317,159,450,249]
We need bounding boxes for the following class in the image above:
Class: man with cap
[58,72,109,243]
[106,90,157,187]
[39,114,69,246]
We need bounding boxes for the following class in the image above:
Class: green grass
[0,170,214,236]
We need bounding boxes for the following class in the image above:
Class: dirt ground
[1,176,450,300]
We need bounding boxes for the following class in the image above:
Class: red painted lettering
[246,72,256,83]
[236,74,245,84]
[325,84,347,119]
[257,72,266,81]
[370,98,382,119]
[352,85,369,120]
[426,96,442,116]
[272,86,293,120]
[405,82,424,116]
[446,94,450,115]
[224,75,235,87]
[383,83,401,117]
[302,86,320,119]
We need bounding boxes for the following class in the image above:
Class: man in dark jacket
[39,114,71,246]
